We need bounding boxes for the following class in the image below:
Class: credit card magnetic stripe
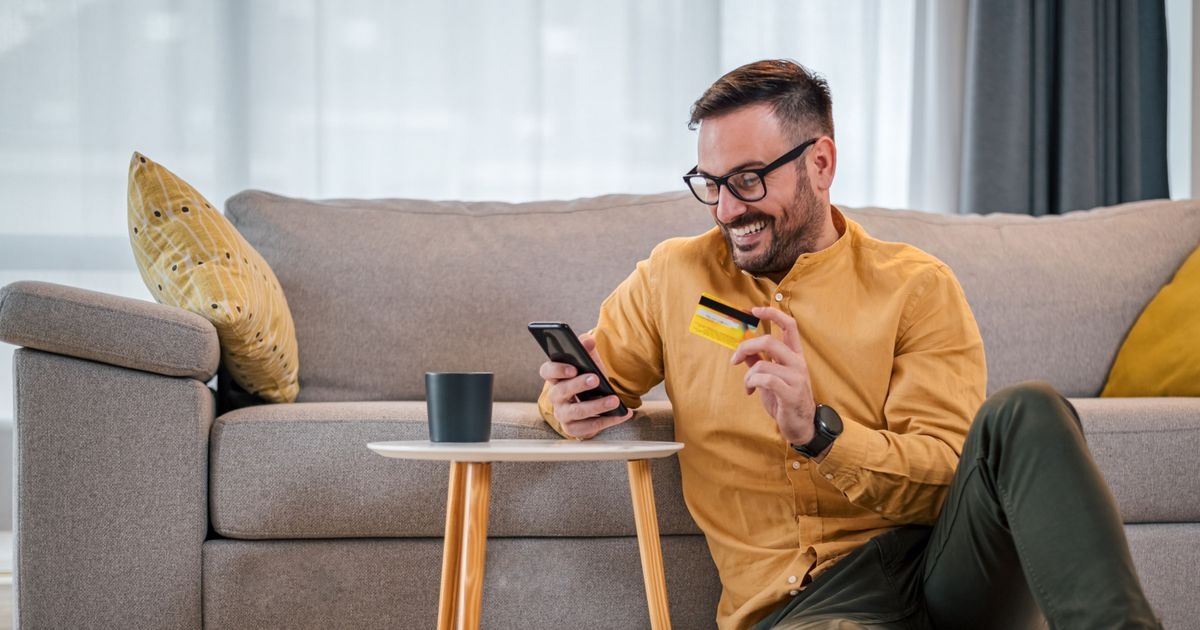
[698,294,760,328]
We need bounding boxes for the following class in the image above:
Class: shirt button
[787,575,798,584]
[824,473,833,480]
[774,292,784,302]
[791,461,801,470]
[789,590,799,596]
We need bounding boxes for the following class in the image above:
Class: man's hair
[688,59,834,142]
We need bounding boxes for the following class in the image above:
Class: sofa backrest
[226,190,714,402]
[847,199,1200,396]
[227,191,1200,402]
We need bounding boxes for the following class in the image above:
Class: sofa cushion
[129,153,300,402]
[225,190,715,403]
[848,200,1200,397]
[1102,242,1200,397]
[1073,396,1200,523]
[209,400,698,539]
[227,189,1199,402]
[210,396,1198,539]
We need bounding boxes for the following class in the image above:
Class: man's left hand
[730,306,817,446]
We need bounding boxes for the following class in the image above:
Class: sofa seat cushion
[210,400,698,539]
[210,394,1195,539]
[1073,397,1200,523]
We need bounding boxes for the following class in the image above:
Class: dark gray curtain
[960,0,1168,216]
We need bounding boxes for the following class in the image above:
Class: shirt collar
[726,205,854,282]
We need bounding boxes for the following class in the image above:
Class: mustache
[720,213,773,230]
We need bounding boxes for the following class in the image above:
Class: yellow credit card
[688,293,760,350]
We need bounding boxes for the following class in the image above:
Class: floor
[1,532,12,630]
[0,579,9,630]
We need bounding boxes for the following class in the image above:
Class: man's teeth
[730,220,767,237]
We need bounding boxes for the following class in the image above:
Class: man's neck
[810,205,843,252]
[762,206,843,284]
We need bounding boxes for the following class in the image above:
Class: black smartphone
[528,321,629,417]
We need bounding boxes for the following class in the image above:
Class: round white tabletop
[367,439,683,463]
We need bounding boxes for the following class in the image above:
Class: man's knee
[987,380,1065,409]
[975,381,1081,439]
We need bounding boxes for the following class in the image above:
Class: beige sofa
[1,191,1198,629]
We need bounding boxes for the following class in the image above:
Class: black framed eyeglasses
[682,138,818,206]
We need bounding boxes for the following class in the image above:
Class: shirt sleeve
[538,245,667,435]
[817,263,986,525]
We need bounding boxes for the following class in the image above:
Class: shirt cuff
[817,417,888,487]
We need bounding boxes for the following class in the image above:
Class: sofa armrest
[0,280,219,380]
[14,347,213,629]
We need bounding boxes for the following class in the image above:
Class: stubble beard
[722,175,826,277]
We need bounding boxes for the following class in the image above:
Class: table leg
[627,459,672,630]
[455,462,492,630]
[438,462,469,630]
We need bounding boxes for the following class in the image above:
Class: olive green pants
[754,382,1161,630]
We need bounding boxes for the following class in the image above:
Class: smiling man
[537,60,1159,629]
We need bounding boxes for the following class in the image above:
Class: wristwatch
[791,404,844,458]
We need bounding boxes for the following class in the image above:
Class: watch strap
[792,404,840,458]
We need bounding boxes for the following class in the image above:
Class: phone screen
[528,322,628,417]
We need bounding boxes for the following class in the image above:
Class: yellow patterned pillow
[128,152,299,403]
[1102,242,1200,397]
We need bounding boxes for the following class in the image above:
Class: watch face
[816,405,844,435]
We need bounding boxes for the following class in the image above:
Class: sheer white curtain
[0,1,958,429]
[725,1,916,209]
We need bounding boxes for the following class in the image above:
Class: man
[537,59,1159,629]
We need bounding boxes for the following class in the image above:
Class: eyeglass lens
[688,171,765,204]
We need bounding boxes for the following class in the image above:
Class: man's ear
[809,136,837,191]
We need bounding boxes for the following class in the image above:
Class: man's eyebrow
[697,160,767,177]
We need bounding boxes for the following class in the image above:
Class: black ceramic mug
[425,372,494,442]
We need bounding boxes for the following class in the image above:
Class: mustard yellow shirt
[539,208,986,629]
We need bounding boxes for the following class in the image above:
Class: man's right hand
[538,333,633,439]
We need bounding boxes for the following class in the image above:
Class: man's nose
[714,185,747,225]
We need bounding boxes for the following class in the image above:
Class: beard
[720,174,826,277]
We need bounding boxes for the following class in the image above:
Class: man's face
[696,103,827,278]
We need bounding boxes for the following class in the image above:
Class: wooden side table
[367,439,685,630]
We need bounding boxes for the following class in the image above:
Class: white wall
[1192,0,1200,197]
[1167,0,1193,199]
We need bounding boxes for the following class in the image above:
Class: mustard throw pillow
[1102,242,1200,397]
[128,152,300,403]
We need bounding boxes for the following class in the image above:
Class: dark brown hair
[688,59,834,141]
